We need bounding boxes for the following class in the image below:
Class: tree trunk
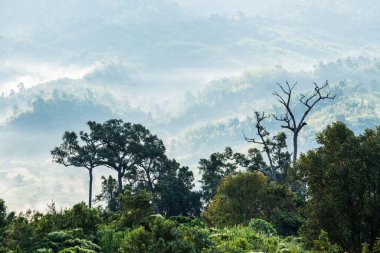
[117,171,123,196]
[265,149,276,181]
[88,169,93,208]
[147,172,159,213]
[293,132,298,167]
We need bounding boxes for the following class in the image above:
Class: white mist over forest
[0,0,380,211]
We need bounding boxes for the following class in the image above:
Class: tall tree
[95,176,119,211]
[198,147,239,205]
[87,119,141,196]
[131,130,167,211]
[51,131,100,208]
[155,160,202,216]
[203,171,301,234]
[272,81,335,165]
[0,198,7,245]
[297,122,380,252]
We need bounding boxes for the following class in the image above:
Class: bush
[312,230,340,253]
[58,246,97,253]
[97,226,128,253]
[33,230,100,252]
[248,218,277,236]
[119,226,152,253]
[269,208,303,236]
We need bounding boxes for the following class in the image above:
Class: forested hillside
[0,124,377,253]
[0,82,379,252]
[1,58,380,211]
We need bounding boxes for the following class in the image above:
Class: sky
[0,0,380,211]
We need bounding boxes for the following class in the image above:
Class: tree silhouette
[272,81,335,165]
[243,112,291,182]
[86,119,140,197]
[51,131,101,208]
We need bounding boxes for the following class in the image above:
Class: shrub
[248,218,277,237]
[97,227,128,253]
[119,226,152,253]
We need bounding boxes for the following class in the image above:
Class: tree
[272,81,335,165]
[235,147,266,173]
[155,160,202,216]
[243,112,291,182]
[118,190,154,228]
[203,172,301,233]
[62,202,101,235]
[297,122,380,252]
[198,147,240,205]
[130,131,167,212]
[51,131,101,208]
[87,119,142,196]
[4,215,32,251]
[0,199,8,245]
[95,176,119,212]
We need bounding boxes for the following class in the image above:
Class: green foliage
[58,246,97,253]
[56,119,201,217]
[269,207,303,236]
[5,215,32,251]
[119,217,213,253]
[374,238,380,252]
[156,160,202,217]
[95,176,119,212]
[0,198,9,245]
[0,197,310,253]
[198,147,240,205]
[297,122,380,251]
[118,190,154,228]
[51,130,101,208]
[119,226,152,253]
[6,120,380,253]
[62,203,101,234]
[203,172,301,235]
[205,225,307,253]
[33,229,100,252]
[203,172,268,227]
[97,226,128,253]
[248,218,277,236]
[311,230,340,253]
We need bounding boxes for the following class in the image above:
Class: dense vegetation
[1,83,380,253]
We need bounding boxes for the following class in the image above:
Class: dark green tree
[130,130,167,212]
[297,122,380,252]
[4,215,32,252]
[51,131,101,208]
[203,172,301,234]
[118,190,154,227]
[198,147,239,205]
[95,176,119,212]
[155,160,202,216]
[0,199,8,246]
[235,147,266,173]
[87,119,142,196]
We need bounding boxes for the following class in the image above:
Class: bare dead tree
[243,111,291,182]
[272,81,335,166]
[243,111,276,180]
